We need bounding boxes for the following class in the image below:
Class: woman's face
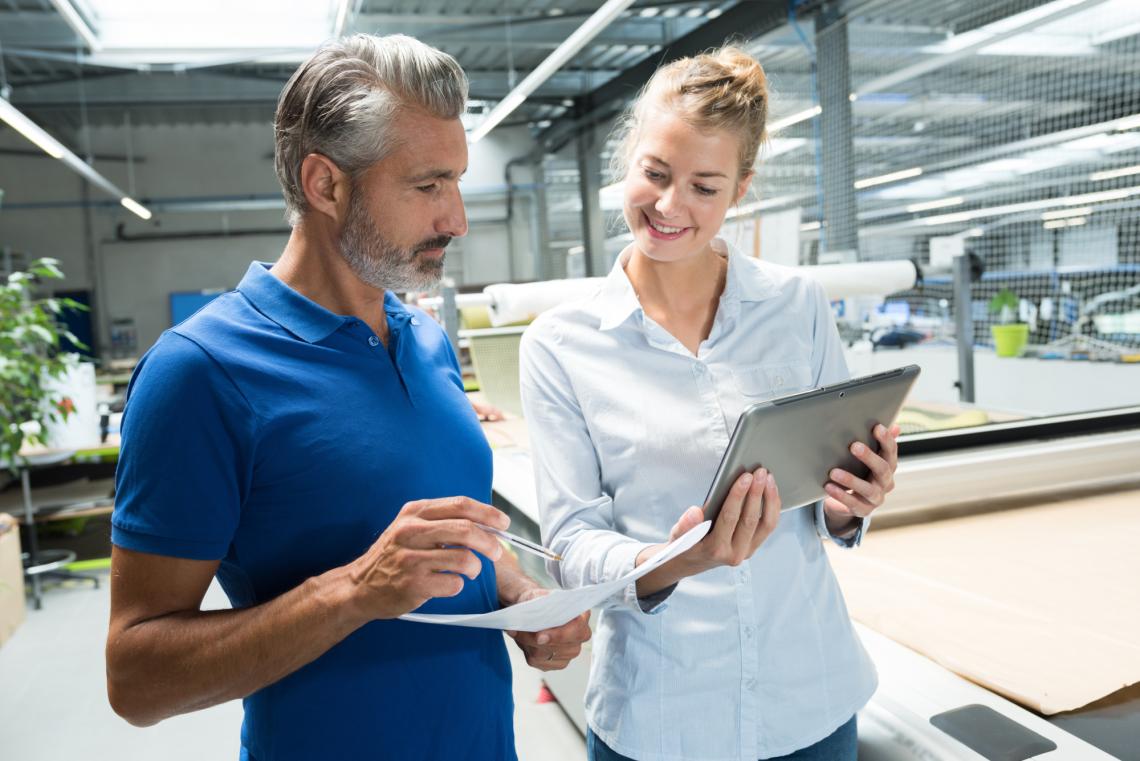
[622,108,751,264]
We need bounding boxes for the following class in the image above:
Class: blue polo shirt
[112,262,515,761]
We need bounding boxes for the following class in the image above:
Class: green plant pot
[991,323,1029,357]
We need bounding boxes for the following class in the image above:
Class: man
[106,34,589,761]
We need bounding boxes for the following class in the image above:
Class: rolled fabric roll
[480,259,916,326]
[483,278,606,326]
[800,259,918,299]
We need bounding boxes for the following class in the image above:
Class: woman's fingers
[710,471,754,544]
[749,473,780,554]
[824,482,877,518]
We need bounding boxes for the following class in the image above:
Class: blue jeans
[587,715,858,761]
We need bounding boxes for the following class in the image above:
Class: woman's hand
[823,423,901,534]
[635,468,780,597]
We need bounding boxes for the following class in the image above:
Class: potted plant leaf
[1,258,87,471]
[988,287,1029,357]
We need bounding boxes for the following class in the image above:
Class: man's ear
[300,153,351,223]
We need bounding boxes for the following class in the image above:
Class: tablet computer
[702,364,920,521]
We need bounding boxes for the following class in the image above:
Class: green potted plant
[988,288,1029,357]
[1,258,86,470]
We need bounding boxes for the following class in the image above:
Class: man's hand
[823,423,902,535]
[506,588,591,671]
[347,496,510,621]
[470,398,504,422]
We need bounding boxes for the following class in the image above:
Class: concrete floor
[0,573,586,761]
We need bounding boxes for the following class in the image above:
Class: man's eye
[417,183,439,193]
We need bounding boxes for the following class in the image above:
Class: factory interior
[0,1,1138,759]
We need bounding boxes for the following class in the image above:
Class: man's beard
[339,190,450,291]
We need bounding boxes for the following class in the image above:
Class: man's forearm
[107,566,365,726]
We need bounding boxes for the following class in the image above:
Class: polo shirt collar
[236,262,347,344]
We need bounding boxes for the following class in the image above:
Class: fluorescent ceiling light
[800,221,821,231]
[120,197,152,220]
[468,0,635,143]
[768,106,821,134]
[332,0,351,37]
[920,184,1140,226]
[921,0,1122,58]
[1045,216,1088,229]
[0,98,66,158]
[86,0,339,56]
[854,167,922,189]
[1090,164,1140,181]
[905,196,963,212]
[1042,206,1093,220]
[48,0,101,52]
[0,96,152,219]
[725,195,804,220]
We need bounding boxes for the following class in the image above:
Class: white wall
[0,120,539,357]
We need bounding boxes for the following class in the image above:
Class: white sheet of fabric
[400,520,709,632]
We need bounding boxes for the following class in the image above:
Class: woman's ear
[735,170,755,205]
[299,153,351,223]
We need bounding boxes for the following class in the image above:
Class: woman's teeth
[648,219,684,234]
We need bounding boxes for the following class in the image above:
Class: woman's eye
[643,168,664,181]
[695,185,718,196]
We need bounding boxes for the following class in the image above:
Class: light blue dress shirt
[518,245,877,761]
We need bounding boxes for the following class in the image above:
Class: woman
[518,47,901,761]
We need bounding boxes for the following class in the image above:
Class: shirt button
[368,336,380,347]
[410,317,420,326]
[744,626,754,639]
[745,677,757,690]
[774,375,784,386]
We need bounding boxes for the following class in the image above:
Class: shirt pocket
[731,361,813,400]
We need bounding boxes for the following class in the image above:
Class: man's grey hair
[274,34,468,225]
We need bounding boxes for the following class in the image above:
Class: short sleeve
[111,331,258,560]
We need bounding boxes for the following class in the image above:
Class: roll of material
[479,259,916,326]
[800,260,918,299]
[484,278,605,326]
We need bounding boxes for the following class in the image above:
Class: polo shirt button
[368,336,380,347]
[410,318,420,326]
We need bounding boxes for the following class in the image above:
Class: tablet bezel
[701,364,921,522]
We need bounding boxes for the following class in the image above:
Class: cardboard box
[0,513,26,647]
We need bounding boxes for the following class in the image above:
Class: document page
[400,521,710,632]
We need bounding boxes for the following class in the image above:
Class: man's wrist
[495,558,541,606]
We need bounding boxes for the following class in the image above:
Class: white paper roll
[484,278,606,326]
[799,260,917,299]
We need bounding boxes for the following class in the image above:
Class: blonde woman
[519,48,901,761]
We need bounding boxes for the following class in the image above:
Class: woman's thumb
[671,505,705,540]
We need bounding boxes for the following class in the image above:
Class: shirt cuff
[814,500,869,548]
[607,541,674,614]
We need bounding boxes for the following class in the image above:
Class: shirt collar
[236,262,348,344]
[596,238,779,331]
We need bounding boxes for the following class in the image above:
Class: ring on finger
[545,650,555,662]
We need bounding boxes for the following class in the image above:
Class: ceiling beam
[534,0,790,155]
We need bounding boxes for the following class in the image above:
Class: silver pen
[476,523,562,562]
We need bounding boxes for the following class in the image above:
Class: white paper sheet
[400,521,711,632]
